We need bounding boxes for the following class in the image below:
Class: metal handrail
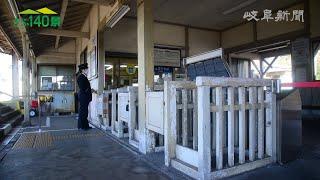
[0,91,27,98]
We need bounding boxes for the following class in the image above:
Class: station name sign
[243,9,304,22]
[14,7,61,28]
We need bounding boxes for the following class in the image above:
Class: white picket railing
[102,87,139,146]
[102,90,112,130]
[164,77,278,180]
[127,86,139,148]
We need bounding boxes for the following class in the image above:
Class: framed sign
[154,47,181,67]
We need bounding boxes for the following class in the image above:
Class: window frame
[37,64,76,92]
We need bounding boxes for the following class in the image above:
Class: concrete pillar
[98,30,105,94]
[22,34,30,125]
[12,52,19,99]
[137,0,154,154]
[31,55,37,94]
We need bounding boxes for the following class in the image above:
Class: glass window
[314,45,320,80]
[38,65,75,91]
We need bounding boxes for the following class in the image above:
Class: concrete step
[0,106,12,114]
[0,114,22,141]
[0,110,20,123]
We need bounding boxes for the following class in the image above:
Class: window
[38,65,75,91]
[251,55,293,90]
[313,41,320,80]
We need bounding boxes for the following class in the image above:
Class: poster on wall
[88,33,98,79]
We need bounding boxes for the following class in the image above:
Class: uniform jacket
[77,73,92,103]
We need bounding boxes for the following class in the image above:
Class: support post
[182,89,188,146]
[128,87,137,144]
[117,90,124,138]
[257,87,265,159]
[197,85,211,180]
[216,87,224,170]
[31,55,37,94]
[192,89,198,150]
[164,81,176,166]
[97,30,105,95]
[137,0,154,154]
[111,90,117,134]
[227,87,235,167]
[266,88,273,157]
[22,34,30,125]
[249,87,257,161]
[238,87,246,164]
[12,52,19,99]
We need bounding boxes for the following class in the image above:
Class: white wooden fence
[103,87,139,146]
[102,90,112,130]
[102,86,166,152]
[164,77,278,180]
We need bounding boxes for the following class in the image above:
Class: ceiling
[15,0,91,55]
[0,0,23,56]
[128,0,301,30]
[0,0,302,57]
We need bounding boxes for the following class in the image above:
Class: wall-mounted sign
[154,48,181,67]
[126,64,136,75]
[154,66,173,74]
[14,7,60,28]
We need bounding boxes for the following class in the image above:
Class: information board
[154,48,181,67]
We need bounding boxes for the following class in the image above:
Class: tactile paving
[13,130,104,149]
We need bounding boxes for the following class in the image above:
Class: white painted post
[227,87,235,167]
[106,92,111,128]
[198,85,211,180]
[238,87,246,164]
[111,90,117,133]
[128,87,137,143]
[271,88,277,162]
[146,130,156,152]
[211,89,216,152]
[182,89,188,147]
[137,0,154,154]
[117,90,124,138]
[216,87,224,170]
[234,109,239,147]
[164,81,177,166]
[249,87,257,161]
[192,89,198,150]
[257,87,265,159]
[266,88,272,157]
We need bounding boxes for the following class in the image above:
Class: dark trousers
[78,100,90,129]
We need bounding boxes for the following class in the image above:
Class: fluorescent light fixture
[222,0,256,15]
[134,65,138,68]
[105,65,113,70]
[106,5,130,28]
[120,65,127,68]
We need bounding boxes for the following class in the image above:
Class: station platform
[0,116,319,180]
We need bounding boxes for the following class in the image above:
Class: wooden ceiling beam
[70,0,115,6]
[38,29,89,38]
[55,0,69,49]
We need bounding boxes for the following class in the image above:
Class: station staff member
[76,63,92,130]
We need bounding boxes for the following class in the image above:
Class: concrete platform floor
[0,116,188,180]
[0,116,320,180]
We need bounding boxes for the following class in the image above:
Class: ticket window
[105,57,138,89]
